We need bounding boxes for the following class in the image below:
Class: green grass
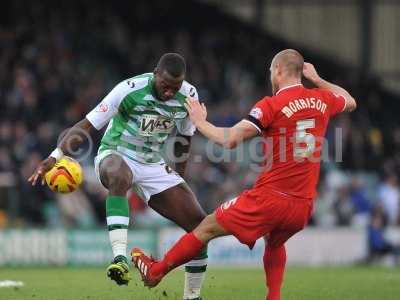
[0,267,398,300]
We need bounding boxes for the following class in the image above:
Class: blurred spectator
[349,177,371,227]
[333,186,353,226]
[367,205,400,265]
[56,189,97,228]
[378,174,400,226]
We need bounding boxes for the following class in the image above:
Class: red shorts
[215,188,313,249]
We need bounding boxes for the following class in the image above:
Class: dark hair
[157,53,186,77]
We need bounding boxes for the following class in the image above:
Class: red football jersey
[245,84,346,199]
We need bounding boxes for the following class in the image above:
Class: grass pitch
[0,266,398,300]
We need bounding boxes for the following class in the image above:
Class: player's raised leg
[99,154,133,285]
[132,212,228,288]
[145,183,211,299]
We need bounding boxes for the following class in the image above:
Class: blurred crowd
[1,0,400,237]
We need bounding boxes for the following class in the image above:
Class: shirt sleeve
[86,81,130,130]
[323,90,346,116]
[244,97,274,132]
[176,86,198,136]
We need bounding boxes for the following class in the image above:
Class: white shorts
[94,150,185,201]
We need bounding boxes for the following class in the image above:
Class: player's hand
[303,62,321,83]
[28,157,56,186]
[184,97,207,126]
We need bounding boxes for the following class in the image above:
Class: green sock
[106,196,129,258]
[184,247,208,299]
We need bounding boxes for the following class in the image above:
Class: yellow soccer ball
[45,156,83,193]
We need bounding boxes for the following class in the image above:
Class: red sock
[152,232,204,277]
[264,244,286,300]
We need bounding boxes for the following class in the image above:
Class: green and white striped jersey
[86,73,198,163]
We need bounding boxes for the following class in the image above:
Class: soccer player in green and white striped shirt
[29,53,208,300]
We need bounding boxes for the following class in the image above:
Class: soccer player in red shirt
[131,49,357,300]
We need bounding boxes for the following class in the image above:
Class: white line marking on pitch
[0,280,24,288]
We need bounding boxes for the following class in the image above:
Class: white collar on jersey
[275,84,303,96]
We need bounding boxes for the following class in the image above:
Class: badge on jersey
[95,103,109,113]
[137,114,175,136]
[249,107,263,120]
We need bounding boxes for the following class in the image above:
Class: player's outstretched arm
[184,98,258,149]
[28,118,95,186]
[303,62,357,112]
[29,80,127,186]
